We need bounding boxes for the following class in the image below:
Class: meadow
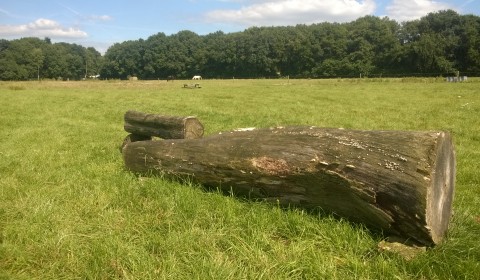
[0,78,479,279]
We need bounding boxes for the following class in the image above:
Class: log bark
[120,133,152,152]
[122,126,455,246]
[124,110,204,139]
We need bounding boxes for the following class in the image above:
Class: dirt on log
[124,110,204,139]
[122,126,455,246]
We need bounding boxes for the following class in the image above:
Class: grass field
[1,78,479,279]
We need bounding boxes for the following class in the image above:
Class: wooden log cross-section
[122,126,456,246]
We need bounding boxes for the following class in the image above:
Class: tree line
[0,37,102,81]
[1,10,479,81]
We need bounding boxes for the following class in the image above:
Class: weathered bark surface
[120,133,152,152]
[124,110,204,139]
[122,126,455,246]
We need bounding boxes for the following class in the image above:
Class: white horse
[192,75,202,80]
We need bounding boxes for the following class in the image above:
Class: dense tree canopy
[1,10,479,80]
[0,38,102,81]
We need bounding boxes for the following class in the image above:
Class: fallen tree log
[124,110,204,139]
[122,126,455,246]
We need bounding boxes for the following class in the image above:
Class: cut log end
[184,117,204,139]
[426,132,455,244]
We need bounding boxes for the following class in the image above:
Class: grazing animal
[167,75,175,82]
[192,75,202,80]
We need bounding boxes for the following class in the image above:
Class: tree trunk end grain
[184,117,205,139]
[426,131,455,244]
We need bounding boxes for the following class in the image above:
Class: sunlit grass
[0,78,479,279]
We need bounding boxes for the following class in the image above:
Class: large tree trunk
[124,110,204,139]
[122,126,455,246]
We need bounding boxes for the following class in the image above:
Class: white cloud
[386,0,454,22]
[0,18,87,39]
[205,0,376,26]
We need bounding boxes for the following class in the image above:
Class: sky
[1,0,479,54]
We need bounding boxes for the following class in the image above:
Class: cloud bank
[206,0,455,27]
[385,0,453,22]
[0,18,88,39]
[206,0,377,26]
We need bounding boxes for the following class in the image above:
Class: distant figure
[167,75,175,82]
[192,75,202,80]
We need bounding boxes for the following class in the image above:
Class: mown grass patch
[1,78,479,279]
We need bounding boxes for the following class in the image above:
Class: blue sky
[1,0,478,53]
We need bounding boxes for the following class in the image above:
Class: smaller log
[124,110,204,139]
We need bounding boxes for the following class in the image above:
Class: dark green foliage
[99,10,480,79]
[0,37,103,81]
[1,10,480,80]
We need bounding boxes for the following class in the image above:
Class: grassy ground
[0,78,479,279]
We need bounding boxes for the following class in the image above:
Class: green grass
[1,78,479,279]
